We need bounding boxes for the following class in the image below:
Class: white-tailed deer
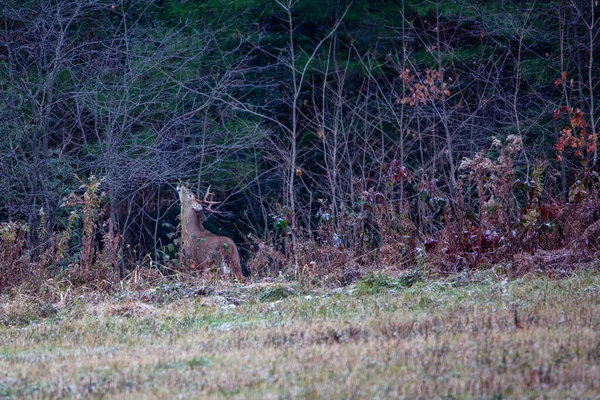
[177,184,242,280]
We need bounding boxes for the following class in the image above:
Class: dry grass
[1,270,599,399]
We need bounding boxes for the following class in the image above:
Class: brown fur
[177,185,242,280]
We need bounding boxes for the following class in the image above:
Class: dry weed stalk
[0,222,32,289]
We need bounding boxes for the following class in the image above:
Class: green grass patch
[356,270,422,295]
[258,285,296,302]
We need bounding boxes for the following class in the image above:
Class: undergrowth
[1,128,599,299]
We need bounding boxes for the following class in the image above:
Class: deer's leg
[219,255,231,275]
[229,247,243,281]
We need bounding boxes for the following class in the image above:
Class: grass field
[1,270,599,399]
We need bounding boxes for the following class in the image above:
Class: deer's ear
[192,202,203,212]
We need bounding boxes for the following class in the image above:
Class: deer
[177,184,242,280]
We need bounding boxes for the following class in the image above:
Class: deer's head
[177,184,219,224]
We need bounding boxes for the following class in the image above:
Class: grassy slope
[1,272,599,399]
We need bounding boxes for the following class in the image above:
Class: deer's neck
[181,205,210,236]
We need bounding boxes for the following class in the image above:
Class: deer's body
[178,185,242,279]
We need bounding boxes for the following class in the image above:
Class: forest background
[1,0,599,289]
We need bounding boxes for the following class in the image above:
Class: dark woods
[1,0,599,290]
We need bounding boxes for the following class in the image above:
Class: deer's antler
[201,185,221,211]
